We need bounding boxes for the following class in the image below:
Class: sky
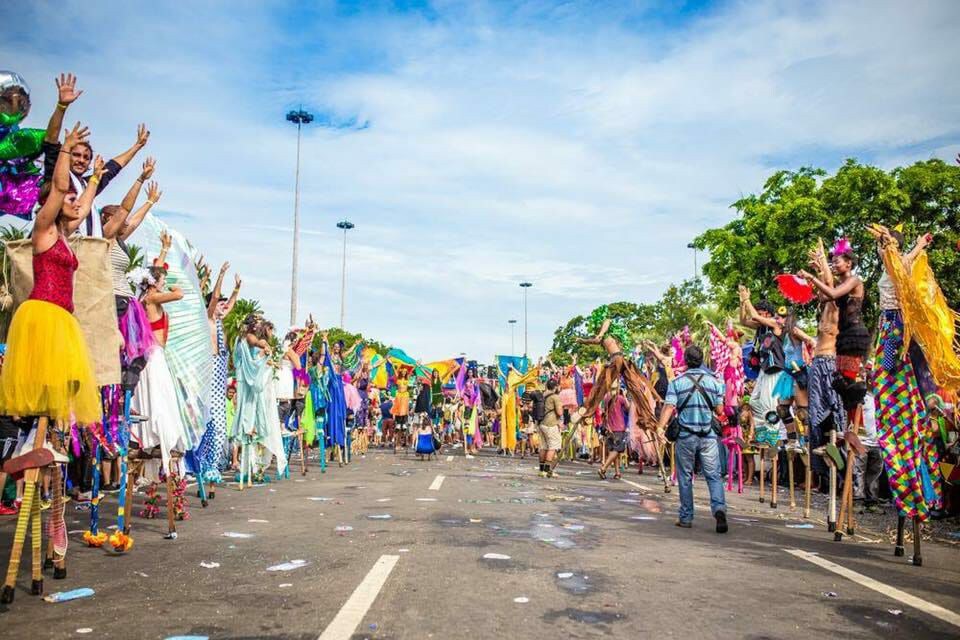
[3,0,959,362]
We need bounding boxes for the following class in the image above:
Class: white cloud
[2,0,957,361]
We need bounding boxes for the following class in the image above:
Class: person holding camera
[658,345,728,533]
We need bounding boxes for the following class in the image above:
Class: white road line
[620,479,648,491]
[446,455,453,462]
[318,554,400,640]
[785,549,960,629]
[428,474,445,491]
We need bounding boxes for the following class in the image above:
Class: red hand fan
[776,274,815,304]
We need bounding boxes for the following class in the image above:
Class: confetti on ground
[368,514,392,520]
[222,532,254,539]
[199,561,220,569]
[335,525,353,532]
[557,572,574,579]
[279,583,293,588]
[483,553,511,560]
[267,559,309,572]
[76,629,93,634]
[630,516,657,521]
[822,592,839,598]
[398,548,410,553]
[513,597,529,603]
[248,519,269,523]
[563,524,584,531]
[416,498,438,502]
[786,523,815,529]
[376,498,392,503]
[308,497,332,502]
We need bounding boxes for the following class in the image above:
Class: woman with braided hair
[572,306,657,430]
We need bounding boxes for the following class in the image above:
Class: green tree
[649,278,709,340]
[549,301,657,363]
[123,243,145,272]
[222,298,262,353]
[694,159,960,328]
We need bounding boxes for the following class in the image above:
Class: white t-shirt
[861,393,878,448]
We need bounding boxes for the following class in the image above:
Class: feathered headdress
[831,236,852,257]
[127,266,155,293]
[586,305,609,335]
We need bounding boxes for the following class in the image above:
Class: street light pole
[508,319,517,355]
[337,220,355,328]
[686,242,698,280]
[286,107,314,327]
[519,282,533,357]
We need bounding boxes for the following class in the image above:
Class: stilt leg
[30,484,42,594]
[758,447,766,503]
[1,416,49,604]
[834,461,852,541]
[894,515,906,557]
[770,447,779,509]
[165,463,177,539]
[803,438,813,519]
[318,428,326,473]
[736,446,744,494]
[827,431,837,532]
[787,449,796,509]
[911,517,922,567]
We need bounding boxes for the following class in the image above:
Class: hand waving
[55,73,83,105]
[146,181,162,204]
[63,122,90,150]
[140,157,156,181]
[135,123,150,148]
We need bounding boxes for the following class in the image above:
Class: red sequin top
[28,235,78,313]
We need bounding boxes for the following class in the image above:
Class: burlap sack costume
[3,236,122,387]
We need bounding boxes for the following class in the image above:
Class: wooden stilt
[30,483,43,594]
[165,462,177,539]
[770,447,779,509]
[803,438,813,519]
[787,449,796,509]
[827,430,837,532]
[758,446,766,503]
[894,515,906,557]
[834,457,853,541]
[1,417,49,604]
[911,517,922,567]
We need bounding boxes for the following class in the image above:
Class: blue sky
[4,1,959,361]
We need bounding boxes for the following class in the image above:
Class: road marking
[620,479,646,491]
[428,474,445,491]
[785,549,960,629]
[318,554,400,640]
[446,455,453,462]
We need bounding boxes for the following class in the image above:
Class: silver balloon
[0,71,31,124]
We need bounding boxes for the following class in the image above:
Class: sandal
[597,469,607,480]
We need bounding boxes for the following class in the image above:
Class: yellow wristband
[146,200,156,206]
[56,102,68,110]
[88,175,101,186]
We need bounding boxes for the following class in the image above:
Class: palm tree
[123,242,145,272]
[0,224,28,334]
[222,298,262,353]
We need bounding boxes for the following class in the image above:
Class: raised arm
[223,273,242,316]
[737,285,762,329]
[119,157,155,213]
[34,123,88,248]
[903,233,933,268]
[577,319,610,345]
[144,285,183,306]
[154,231,172,267]
[44,73,83,144]
[798,270,859,301]
[207,261,229,318]
[110,123,150,169]
[118,180,160,241]
[62,155,105,236]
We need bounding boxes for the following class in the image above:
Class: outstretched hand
[56,73,83,105]
[234,273,242,289]
[135,123,150,148]
[146,181,162,204]
[63,122,90,150]
[92,155,106,180]
[160,230,172,250]
[140,157,156,181]
[737,284,750,302]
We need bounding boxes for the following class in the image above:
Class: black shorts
[605,431,627,453]
[395,415,408,427]
[0,417,26,463]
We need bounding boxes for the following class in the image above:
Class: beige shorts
[537,424,562,451]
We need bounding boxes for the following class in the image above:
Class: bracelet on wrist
[146,200,156,206]
[56,102,68,110]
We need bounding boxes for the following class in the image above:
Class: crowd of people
[0,69,957,603]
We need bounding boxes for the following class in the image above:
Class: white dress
[132,347,186,478]
[276,341,296,400]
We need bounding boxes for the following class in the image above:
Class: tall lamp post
[336,219,355,328]
[508,319,517,355]
[687,242,699,280]
[519,282,533,357]
[286,107,313,327]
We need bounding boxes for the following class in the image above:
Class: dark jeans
[854,446,884,504]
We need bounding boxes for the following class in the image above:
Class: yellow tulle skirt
[0,300,100,424]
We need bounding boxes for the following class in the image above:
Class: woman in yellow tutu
[0,122,100,425]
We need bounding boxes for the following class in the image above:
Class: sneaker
[675,521,692,528]
[40,498,52,511]
[0,504,18,516]
[715,510,728,533]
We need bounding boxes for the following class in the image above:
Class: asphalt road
[0,446,958,640]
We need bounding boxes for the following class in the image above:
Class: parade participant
[867,225,943,521]
[597,383,630,480]
[800,238,870,414]
[0,122,100,424]
[277,331,303,430]
[658,345,728,532]
[414,416,437,460]
[538,379,563,477]
[738,288,787,448]
[393,366,412,448]
[573,306,657,430]
[195,264,240,480]
[430,369,444,427]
